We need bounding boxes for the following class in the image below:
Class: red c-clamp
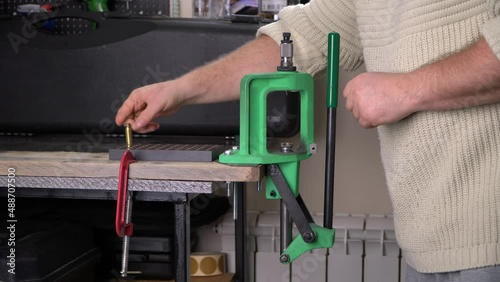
[115,150,136,237]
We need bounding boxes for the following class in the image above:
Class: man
[116,0,500,280]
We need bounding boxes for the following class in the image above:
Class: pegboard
[110,0,168,16]
[1,0,169,17]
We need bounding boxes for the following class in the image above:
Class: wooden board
[0,151,263,182]
[0,176,214,193]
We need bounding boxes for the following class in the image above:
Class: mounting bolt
[280,142,293,153]
[280,254,290,264]
[303,232,316,243]
[267,165,278,176]
[232,146,239,151]
[224,149,232,155]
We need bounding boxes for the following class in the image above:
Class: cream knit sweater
[258,0,500,273]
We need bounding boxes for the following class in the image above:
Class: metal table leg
[175,194,190,282]
[234,182,247,282]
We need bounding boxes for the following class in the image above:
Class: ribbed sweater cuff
[256,21,287,47]
[404,243,500,273]
[482,17,500,61]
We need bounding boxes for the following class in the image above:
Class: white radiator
[195,212,406,282]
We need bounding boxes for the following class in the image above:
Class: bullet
[125,124,133,149]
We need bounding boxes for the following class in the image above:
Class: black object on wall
[0,17,300,138]
[0,0,169,17]
[0,18,249,136]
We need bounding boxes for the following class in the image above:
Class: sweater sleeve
[256,0,363,75]
[482,0,500,60]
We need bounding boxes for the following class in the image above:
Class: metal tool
[219,32,341,264]
[219,32,315,200]
[115,125,139,278]
[324,33,340,230]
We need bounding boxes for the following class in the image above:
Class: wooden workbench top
[0,151,263,182]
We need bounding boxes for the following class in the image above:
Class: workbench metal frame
[0,151,260,282]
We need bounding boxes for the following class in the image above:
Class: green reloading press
[219,32,341,263]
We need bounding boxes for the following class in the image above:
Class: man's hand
[114,35,280,134]
[115,81,184,134]
[343,72,420,128]
[344,38,500,128]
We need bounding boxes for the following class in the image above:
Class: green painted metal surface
[327,33,340,109]
[281,223,335,264]
[86,0,109,12]
[220,32,341,264]
[219,70,315,199]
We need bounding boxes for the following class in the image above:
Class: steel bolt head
[303,232,315,243]
[224,149,232,155]
[267,165,278,176]
[280,142,294,153]
[280,254,290,263]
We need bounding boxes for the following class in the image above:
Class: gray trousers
[406,264,500,282]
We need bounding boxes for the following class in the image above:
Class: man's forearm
[177,35,280,105]
[413,38,500,112]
